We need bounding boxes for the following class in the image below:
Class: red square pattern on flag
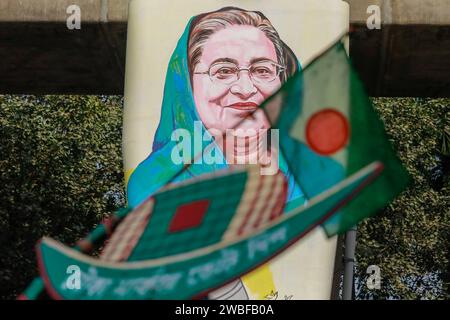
[168,200,210,233]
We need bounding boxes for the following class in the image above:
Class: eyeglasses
[194,59,286,85]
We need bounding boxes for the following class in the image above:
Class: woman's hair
[188,7,298,83]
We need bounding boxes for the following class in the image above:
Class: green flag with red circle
[263,39,410,235]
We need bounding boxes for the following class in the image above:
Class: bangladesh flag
[263,38,410,235]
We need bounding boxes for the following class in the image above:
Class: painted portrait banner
[123,0,350,300]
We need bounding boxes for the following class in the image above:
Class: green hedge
[355,98,449,299]
[0,95,125,299]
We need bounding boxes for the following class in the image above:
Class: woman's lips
[226,102,259,110]
[225,102,260,119]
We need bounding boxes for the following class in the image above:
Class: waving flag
[36,163,381,300]
[263,38,410,235]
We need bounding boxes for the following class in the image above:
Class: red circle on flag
[305,109,349,155]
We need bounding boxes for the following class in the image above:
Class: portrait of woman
[127,7,306,299]
[128,7,304,205]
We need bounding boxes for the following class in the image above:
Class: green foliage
[355,98,449,299]
[0,95,125,299]
[0,95,448,300]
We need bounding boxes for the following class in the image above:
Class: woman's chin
[218,109,268,132]
[231,119,268,134]
[223,129,271,165]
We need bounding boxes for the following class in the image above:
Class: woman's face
[192,25,282,134]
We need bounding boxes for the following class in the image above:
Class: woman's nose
[230,72,257,98]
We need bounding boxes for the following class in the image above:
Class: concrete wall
[0,0,449,96]
[0,0,128,22]
[347,0,450,24]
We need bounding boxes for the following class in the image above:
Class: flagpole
[342,226,357,300]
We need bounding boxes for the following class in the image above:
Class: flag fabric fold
[263,39,410,235]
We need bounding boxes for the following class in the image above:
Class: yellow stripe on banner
[241,263,276,300]
[124,168,135,187]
